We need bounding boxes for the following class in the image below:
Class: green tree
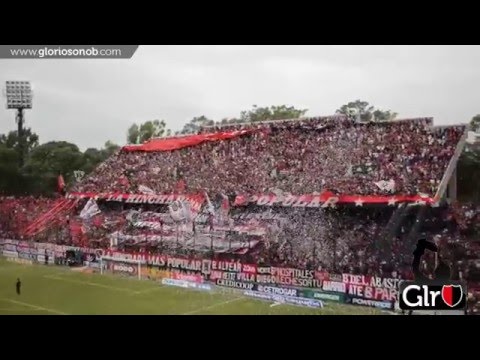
[336,100,397,122]
[0,127,39,157]
[127,124,140,144]
[179,116,214,134]
[127,120,171,144]
[239,105,308,123]
[24,141,86,188]
[82,141,120,174]
[103,140,120,157]
[0,145,21,194]
[470,114,480,132]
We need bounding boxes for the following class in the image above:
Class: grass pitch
[0,258,384,315]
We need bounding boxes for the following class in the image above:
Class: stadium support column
[447,167,457,202]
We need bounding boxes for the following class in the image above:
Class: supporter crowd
[73,116,465,197]
[1,116,478,311]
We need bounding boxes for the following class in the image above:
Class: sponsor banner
[257,284,298,297]
[2,250,18,258]
[342,274,400,302]
[162,278,189,288]
[348,296,394,310]
[256,266,321,288]
[171,272,204,283]
[244,290,274,301]
[300,289,345,303]
[161,278,212,291]
[322,281,347,293]
[67,192,205,212]
[215,279,255,290]
[235,193,434,207]
[243,290,323,309]
[109,261,138,275]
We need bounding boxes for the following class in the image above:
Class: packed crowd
[73,117,466,197]
[0,116,476,288]
[0,196,58,240]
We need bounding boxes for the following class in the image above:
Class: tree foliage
[179,116,214,134]
[336,100,397,122]
[470,114,480,132]
[127,120,170,144]
[0,127,39,155]
[239,105,308,123]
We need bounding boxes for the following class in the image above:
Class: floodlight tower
[4,81,33,167]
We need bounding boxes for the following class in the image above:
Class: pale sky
[1,45,479,151]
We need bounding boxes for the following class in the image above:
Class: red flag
[57,175,66,194]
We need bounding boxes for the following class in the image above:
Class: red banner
[67,192,205,211]
[234,192,434,207]
[256,266,321,288]
[342,274,401,302]
[67,190,434,211]
[122,129,255,152]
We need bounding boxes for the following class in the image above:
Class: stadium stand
[1,115,478,294]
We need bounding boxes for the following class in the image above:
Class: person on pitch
[16,278,21,295]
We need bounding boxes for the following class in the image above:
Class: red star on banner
[354,198,364,207]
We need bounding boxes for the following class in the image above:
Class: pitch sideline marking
[182,296,244,315]
[0,307,35,312]
[0,298,68,315]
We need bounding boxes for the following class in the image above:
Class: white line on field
[44,274,136,294]
[182,296,244,315]
[0,298,68,315]
[0,308,35,312]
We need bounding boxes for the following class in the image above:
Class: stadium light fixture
[5,81,33,109]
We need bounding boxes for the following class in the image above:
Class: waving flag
[57,175,66,194]
[79,198,101,220]
[374,179,395,193]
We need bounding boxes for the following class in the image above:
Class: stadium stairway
[404,205,428,251]
[376,204,408,260]
[23,198,78,237]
